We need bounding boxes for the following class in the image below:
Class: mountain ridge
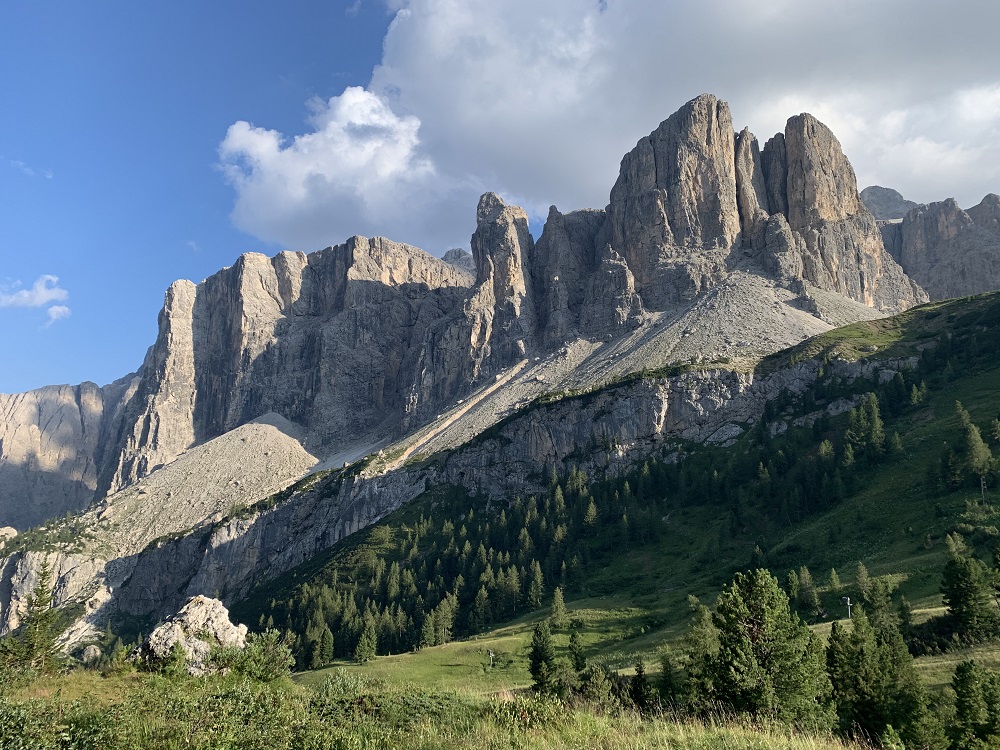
[2,92,997,646]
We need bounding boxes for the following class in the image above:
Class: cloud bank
[220,0,1000,255]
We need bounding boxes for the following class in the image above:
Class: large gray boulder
[132,595,247,676]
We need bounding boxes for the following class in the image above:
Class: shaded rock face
[861,186,919,221]
[889,195,1000,300]
[131,595,247,676]
[442,248,476,274]
[0,377,137,530]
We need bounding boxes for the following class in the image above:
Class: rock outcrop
[606,94,740,308]
[442,248,476,275]
[754,116,926,312]
[0,377,136,530]
[861,186,918,221]
[131,595,247,675]
[884,195,1000,300]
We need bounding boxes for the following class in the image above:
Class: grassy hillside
[228,292,1000,696]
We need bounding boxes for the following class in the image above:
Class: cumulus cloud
[0,275,69,308]
[219,86,480,253]
[45,305,71,327]
[221,0,1000,253]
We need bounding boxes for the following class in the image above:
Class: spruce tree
[550,586,567,628]
[354,618,377,663]
[941,542,999,643]
[529,620,556,693]
[18,562,60,673]
[708,570,833,728]
[526,560,545,610]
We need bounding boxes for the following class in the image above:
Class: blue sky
[2,0,999,394]
[0,1,390,392]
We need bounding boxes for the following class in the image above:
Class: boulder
[131,595,247,676]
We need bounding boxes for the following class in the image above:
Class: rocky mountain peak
[884,195,1000,300]
[860,186,919,221]
[783,113,863,229]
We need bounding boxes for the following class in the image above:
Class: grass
[1,667,864,750]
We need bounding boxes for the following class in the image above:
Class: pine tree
[354,618,378,663]
[526,560,545,610]
[18,562,60,673]
[829,568,842,594]
[419,612,435,649]
[797,566,821,616]
[941,542,999,643]
[951,661,989,748]
[856,562,872,602]
[630,657,657,712]
[707,570,834,728]
[529,620,556,693]
[786,569,800,600]
[550,586,567,628]
[966,422,994,500]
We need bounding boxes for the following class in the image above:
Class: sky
[2,0,999,394]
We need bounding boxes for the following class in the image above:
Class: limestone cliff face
[892,196,1000,300]
[607,94,740,307]
[599,96,923,313]
[0,377,136,530]
[754,115,926,312]
[105,238,472,491]
[467,193,538,366]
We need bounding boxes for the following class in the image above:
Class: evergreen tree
[856,562,872,602]
[966,422,994,500]
[941,540,999,643]
[526,560,545,610]
[419,612,435,649]
[786,569,800,600]
[550,586,567,628]
[630,657,657,712]
[950,661,989,748]
[829,568,842,594]
[706,570,834,728]
[17,562,60,673]
[529,620,556,693]
[797,566,821,616]
[354,618,378,663]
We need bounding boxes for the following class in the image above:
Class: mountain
[877,194,1000,300]
[860,185,918,220]
[1,92,992,645]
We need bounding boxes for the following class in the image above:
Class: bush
[210,629,294,682]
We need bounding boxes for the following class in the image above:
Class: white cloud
[346,0,362,17]
[0,276,69,308]
[219,86,479,253]
[9,160,52,179]
[221,0,1000,253]
[44,305,71,327]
